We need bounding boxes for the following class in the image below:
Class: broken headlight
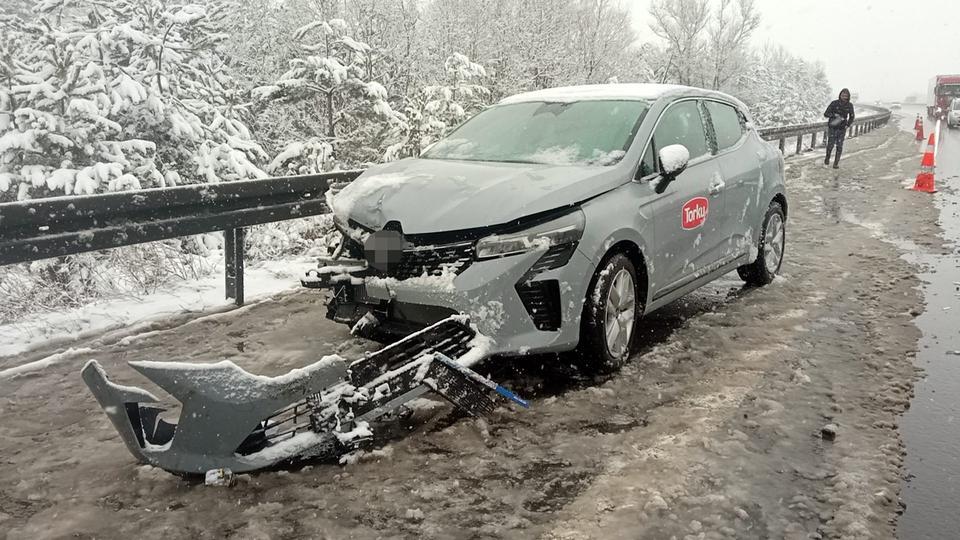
[475,210,584,260]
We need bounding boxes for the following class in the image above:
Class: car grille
[392,242,474,279]
[348,318,476,387]
[516,280,562,331]
[340,234,474,280]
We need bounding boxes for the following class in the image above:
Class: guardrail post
[795,135,802,155]
[778,138,785,154]
[811,131,818,148]
[225,227,246,306]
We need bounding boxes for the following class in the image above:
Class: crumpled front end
[304,214,595,356]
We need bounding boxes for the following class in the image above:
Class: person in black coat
[824,88,855,168]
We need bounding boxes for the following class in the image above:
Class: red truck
[928,75,960,119]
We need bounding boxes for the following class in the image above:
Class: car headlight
[475,210,585,260]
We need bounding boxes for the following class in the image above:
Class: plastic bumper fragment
[82,316,526,475]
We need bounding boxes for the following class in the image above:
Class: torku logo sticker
[681,197,709,230]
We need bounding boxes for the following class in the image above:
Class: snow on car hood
[331,158,625,234]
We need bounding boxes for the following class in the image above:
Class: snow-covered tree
[255,18,406,173]
[387,52,491,160]
[420,0,650,99]
[649,0,711,86]
[0,0,267,203]
[736,45,831,127]
[706,0,759,91]
[572,0,642,84]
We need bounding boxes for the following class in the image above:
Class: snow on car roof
[498,83,694,105]
[497,83,752,117]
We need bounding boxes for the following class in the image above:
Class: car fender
[577,196,653,308]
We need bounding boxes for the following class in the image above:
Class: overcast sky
[627,0,960,103]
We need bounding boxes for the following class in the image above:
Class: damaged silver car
[308,83,788,372]
[83,83,787,475]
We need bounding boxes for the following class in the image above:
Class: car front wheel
[737,201,786,286]
[577,253,640,373]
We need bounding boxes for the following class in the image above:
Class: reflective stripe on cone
[911,132,937,193]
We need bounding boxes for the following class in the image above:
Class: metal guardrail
[757,104,892,155]
[0,170,361,304]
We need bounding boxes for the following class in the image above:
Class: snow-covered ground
[0,124,934,539]
[0,258,316,363]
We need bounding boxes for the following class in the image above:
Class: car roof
[497,83,751,114]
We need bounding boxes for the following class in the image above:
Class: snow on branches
[735,45,832,127]
[254,18,405,173]
[387,53,491,160]
[0,0,267,202]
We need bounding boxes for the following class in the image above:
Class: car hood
[330,158,626,234]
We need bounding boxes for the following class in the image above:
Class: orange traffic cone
[916,117,925,141]
[911,132,936,193]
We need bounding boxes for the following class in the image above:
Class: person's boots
[832,157,840,169]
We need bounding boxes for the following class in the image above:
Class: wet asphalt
[895,104,960,540]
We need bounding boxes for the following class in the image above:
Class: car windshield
[952,101,960,110]
[422,100,649,166]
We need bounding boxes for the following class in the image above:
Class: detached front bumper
[81,354,348,474]
[304,242,595,355]
[82,317,527,475]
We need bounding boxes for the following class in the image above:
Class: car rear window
[704,101,745,151]
[422,100,649,166]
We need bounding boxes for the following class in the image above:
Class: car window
[704,101,745,151]
[639,141,657,177]
[653,100,709,161]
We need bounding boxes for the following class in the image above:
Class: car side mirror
[651,144,690,194]
[659,144,689,178]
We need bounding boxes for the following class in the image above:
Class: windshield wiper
[420,156,542,165]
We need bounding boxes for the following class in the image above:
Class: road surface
[896,105,960,540]
[0,123,942,539]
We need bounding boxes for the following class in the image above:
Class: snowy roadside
[0,123,934,540]
[0,257,316,366]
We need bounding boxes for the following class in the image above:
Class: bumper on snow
[82,316,527,475]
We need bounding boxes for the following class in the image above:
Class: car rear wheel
[737,201,785,286]
[577,253,640,373]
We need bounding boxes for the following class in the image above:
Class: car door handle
[709,179,726,195]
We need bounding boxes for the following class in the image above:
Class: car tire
[737,201,786,286]
[576,253,640,373]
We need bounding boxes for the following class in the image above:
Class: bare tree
[573,0,638,84]
[707,0,760,90]
[649,0,710,86]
